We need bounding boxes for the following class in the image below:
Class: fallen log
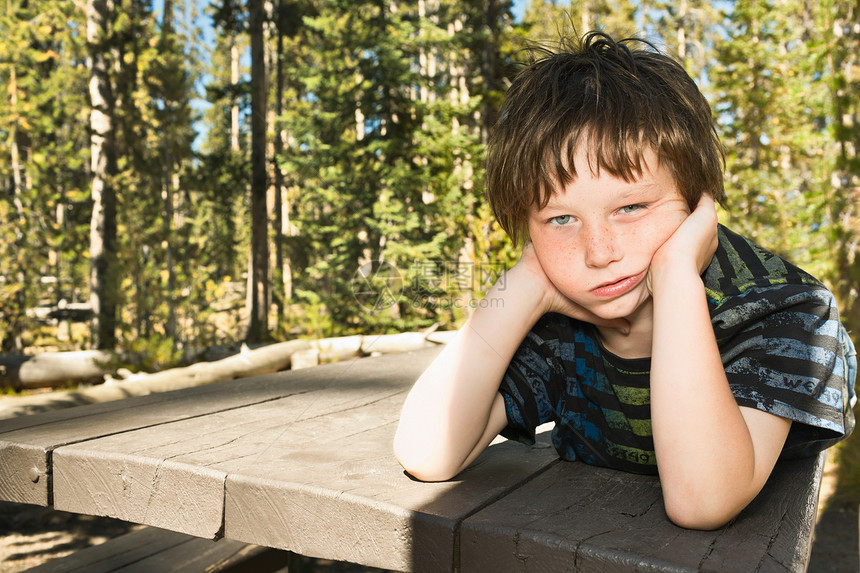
[306,327,457,362]
[310,335,363,362]
[0,350,122,391]
[0,328,457,419]
[0,339,310,419]
[291,329,457,369]
[104,339,311,388]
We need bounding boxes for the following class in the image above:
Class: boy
[393,32,857,530]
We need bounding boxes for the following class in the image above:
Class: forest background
[0,0,858,368]
[2,0,860,556]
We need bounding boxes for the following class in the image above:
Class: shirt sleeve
[497,313,566,446]
[714,285,856,457]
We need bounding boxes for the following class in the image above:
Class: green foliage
[0,0,857,355]
[708,0,860,340]
[290,289,336,339]
[817,0,860,334]
[126,332,183,373]
[277,0,513,334]
[712,0,818,259]
[0,0,90,350]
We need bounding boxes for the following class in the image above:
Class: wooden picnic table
[0,347,824,572]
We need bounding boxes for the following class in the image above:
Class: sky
[512,0,527,22]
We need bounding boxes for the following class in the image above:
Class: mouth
[591,271,646,298]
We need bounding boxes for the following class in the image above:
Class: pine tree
[270,0,317,333]
[275,0,515,333]
[519,0,578,45]
[86,0,120,350]
[0,1,90,350]
[711,0,822,263]
[819,0,860,333]
[0,0,32,351]
[247,0,270,342]
[152,0,198,343]
[200,0,249,285]
[643,0,721,83]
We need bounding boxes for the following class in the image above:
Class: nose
[583,223,621,268]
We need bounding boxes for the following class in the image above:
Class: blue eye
[619,204,644,214]
[550,215,572,225]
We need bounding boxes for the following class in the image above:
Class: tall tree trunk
[581,2,591,33]
[825,3,860,333]
[162,0,177,340]
[6,62,26,352]
[272,7,292,325]
[676,0,688,62]
[231,39,241,152]
[247,0,269,342]
[87,0,119,350]
[482,0,501,139]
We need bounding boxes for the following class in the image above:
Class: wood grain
[460,453,824,572]
[3,345,827,572]
[23,525,290,573]
[0,348,440,506]
[50,349,558,571]
[224,425,557,572]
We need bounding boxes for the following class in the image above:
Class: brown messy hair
[486,31,726,245]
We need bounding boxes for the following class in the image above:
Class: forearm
[650,266,758,528]
[394,269,548,481]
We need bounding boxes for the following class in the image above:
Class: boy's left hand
[648,195,718,293]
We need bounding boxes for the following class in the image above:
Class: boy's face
[527,146,690,322]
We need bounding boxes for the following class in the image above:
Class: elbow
[664,499,738,530]
[393,428,459,483]
[397,460,458,483]
[659,461,760,530]
[662,487,746,530]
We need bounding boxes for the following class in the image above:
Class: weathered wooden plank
[54,451,227,538]
[22,525,290,573]
[0,441,50,506]
[51,382,410,537]
[51,350,558,572]
[461,463,683,573]
[698,453,825,572]
[49,350,439,533]
[223,424,556,573]
[112,533,289,573]
[460,453,825,572]
[0,348,441,506]
[0,383,275,506]
[22,526,186,573]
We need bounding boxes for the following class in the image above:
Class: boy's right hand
[512,241,630,334]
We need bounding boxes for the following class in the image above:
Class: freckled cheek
[534,235,585,288]
[535,233,579,263]
[626,219,683,260]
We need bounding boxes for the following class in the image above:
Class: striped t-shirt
[498,224,857,475]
